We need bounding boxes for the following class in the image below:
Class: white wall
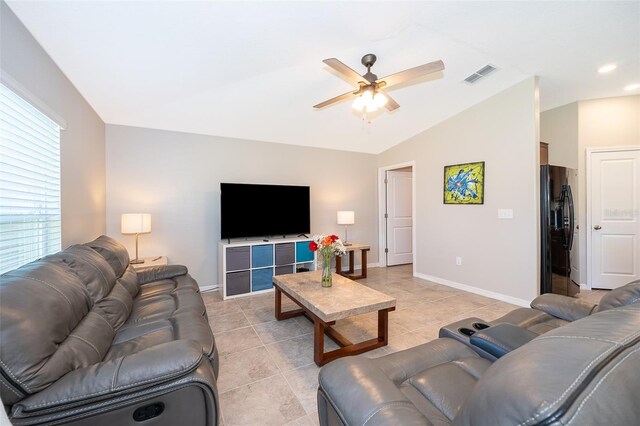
[1,2,106,247]
[577,95,640,287]
[541,95,640,287]
[541,102,579,169]
[378,77,540,304]
[105,125,378,287]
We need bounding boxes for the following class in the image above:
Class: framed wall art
[443,161,485,204]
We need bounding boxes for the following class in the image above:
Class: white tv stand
[218,237,316,300]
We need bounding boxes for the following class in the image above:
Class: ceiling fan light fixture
[352,96,365,111]
[374,92,387,107]
[316,55,444,115]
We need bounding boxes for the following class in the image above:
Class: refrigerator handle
[565,185,575,251]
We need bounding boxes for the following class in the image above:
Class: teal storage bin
[252,244,273,268]
[296,241,314,262]
[252,267,274,291]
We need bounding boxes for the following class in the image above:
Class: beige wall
[1,2,106,247]
[541,102,579,169]
[541,95,639,286]
[105,125,378,287]
[378,77,540,304]
[576,95,640,286]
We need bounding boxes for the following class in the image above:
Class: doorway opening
[378,161,416,273]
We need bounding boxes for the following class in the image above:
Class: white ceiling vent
[463,64,498,84]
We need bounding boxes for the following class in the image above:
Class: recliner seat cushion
[490,307,570,335]
[106,312,215,361]
[126,289,206,325]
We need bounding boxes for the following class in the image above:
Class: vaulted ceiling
[6,1,639,154]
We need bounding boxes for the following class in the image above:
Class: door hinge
[384,178,388,184]
[384,248,389,253]
[384,213,388,219]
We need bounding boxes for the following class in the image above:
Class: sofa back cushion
[454,304,640,425]
[84,235,130,278]
[46,244,117,302]
[117,266,140,298]
[0,261,115,403]
[595,279,640,312]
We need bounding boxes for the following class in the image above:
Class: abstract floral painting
[443,161,485,204]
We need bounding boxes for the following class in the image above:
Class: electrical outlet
[456,257,462,266]
[498,209,514,219]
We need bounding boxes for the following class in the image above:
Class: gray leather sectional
[491,279,640,335]
[0,235,219,425]
[318,283,640,425]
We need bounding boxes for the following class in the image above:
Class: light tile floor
[201,264,605,426]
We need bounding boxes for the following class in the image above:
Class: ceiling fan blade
[381,90,400,111]
[379,60,445,89]
[313,90,357,109]
[323,58,367,86]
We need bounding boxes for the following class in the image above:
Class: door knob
[593,225,602,230]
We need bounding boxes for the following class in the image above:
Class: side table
[130,256,168,270]
[335,243,370,280]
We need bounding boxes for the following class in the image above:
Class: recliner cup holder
[472,322,490,330]
[458,327,475,337]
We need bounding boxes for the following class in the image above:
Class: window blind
[0,83,61,274]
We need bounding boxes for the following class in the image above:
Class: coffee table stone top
[272,271,396,323]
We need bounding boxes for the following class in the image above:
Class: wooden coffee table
[272,271,396,366]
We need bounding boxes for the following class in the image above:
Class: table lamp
[337,211,355,246]
[121,213,151,264]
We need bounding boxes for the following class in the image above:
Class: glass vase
[321,252,333,287]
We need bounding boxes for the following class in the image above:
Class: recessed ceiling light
[624,83,640,91]
[597,63,617,73]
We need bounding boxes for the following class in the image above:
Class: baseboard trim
[337,262,379,272]
[200,285,219,293]
[414,272,531,307]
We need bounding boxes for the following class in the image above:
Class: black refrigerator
[540,165,578,296]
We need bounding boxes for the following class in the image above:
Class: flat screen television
[220,183,310,240]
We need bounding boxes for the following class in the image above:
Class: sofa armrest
[11,340,203,416]
[318,356,429,425]
[530,293,596,322]
[470,323,538,358]
[136,264,188,284]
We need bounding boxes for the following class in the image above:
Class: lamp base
[130,259,144,264]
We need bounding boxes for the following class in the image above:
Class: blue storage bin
[296,241,314,262]
[252,267,274,291]
[252,244,273,268]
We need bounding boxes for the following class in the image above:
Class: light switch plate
[498,209,514,219]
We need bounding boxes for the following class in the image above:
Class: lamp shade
[337,211,355,225]
[121,213,151,234]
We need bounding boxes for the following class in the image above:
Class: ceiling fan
[313,53,445,113]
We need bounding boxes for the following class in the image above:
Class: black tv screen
[220,183,310,239]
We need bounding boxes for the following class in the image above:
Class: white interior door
[386,170,413,266]
[589,149,640,289]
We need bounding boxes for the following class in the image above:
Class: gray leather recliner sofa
[490,279,640,335]
[0,235,219,425]
[317,303,640,425]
